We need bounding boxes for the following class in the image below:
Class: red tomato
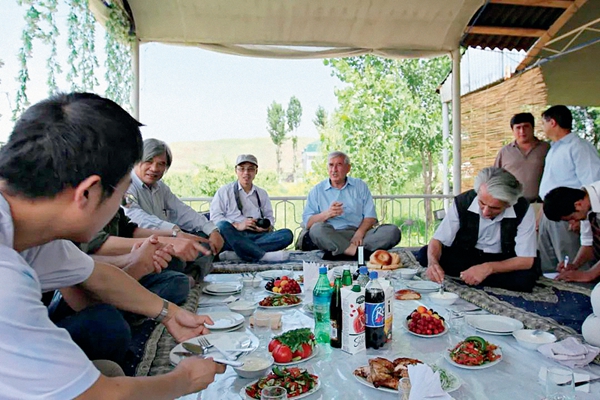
[272,344,293,363]
[268,339,282,353]
[292,343,313,359]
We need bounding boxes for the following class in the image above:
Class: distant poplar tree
[286,96,303,177]
[267,101,287,178]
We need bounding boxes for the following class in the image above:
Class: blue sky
[0,0,341,144]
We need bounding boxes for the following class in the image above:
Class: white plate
[404,319,448,338]
[242,374,320,399]
[204,283,243,293]
[273,344,319,366]
[169,332,258,366]
[353,366,461,393]
[301,303,313,316]
[209,321,245,332]
[466,315,524,335]
[258,296,303,309]
[444,347,503,370]
[258,270,284,280]
[405,281,440,292]
[204,311,245,330]
[202,287,241,296]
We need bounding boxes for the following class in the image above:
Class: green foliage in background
[286,96,303,176]
[67,0,98,92]
[570,106,600,150]
[267,101,287,178]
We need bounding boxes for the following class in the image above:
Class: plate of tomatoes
[445,336,502,369]
[405,306,447,337]
[268,328,317,365]
[243,366,320,399]
[264,276,303,295]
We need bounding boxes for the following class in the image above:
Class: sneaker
[260,251,290,262]
[218,251,242,262]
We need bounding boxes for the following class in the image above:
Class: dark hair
[0,92,143,200]
[542,105,572,130]
[543,186,586,221]
[510,113,534,129]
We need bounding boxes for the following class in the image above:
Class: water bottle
[365,271,386,349]
[342,265,353,287]
[313,266,332,345]
[356,266,369,288]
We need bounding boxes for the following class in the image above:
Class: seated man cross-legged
[420,167,540,292]
[210,154,293,262]
[302,151,401,260]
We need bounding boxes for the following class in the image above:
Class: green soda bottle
[313,266,332,344]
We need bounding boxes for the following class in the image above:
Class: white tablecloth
[178,274,600,400]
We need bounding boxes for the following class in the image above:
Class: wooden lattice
[460,67,548,189]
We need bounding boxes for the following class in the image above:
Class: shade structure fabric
[92,0,485,59]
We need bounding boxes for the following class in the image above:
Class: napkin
[249,312,282,330]
[538,337,600,368]
[407,364,452,400]
[303,261,323,304]
[538,367,591,393]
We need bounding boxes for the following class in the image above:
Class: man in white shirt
[210,154,293,262]
[0,93,224,399]
[422,167,539,292]
[543,182,600,283]
[124,139,225,280]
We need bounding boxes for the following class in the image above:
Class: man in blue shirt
[302,151,401,260]
[539,106,600,272]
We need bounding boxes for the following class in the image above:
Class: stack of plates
[202,283,242,296]
[204,311,246,332]
[258,270,283,280]
[405,280,440,293]
[466,315,524,335]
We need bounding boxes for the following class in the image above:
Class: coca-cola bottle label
[365,302,385,328]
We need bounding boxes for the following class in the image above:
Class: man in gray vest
[420,167,539,292]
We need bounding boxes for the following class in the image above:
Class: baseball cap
[236,154,258,167]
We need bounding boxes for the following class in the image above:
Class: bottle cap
[319,266,328,274]
[343,264,350,270]
[369,271,378,279]
[352,284,361,292]
[359,266,368,274]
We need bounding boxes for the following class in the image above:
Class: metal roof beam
[467,26,546,37]
[489,0,574,8]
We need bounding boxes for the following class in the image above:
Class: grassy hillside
[168,136,318,174]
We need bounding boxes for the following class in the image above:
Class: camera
[255,218,271,229]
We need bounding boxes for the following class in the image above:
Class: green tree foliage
[313,106,328,131]
[286,96,303,177]
[67,0,99,91]
[570,106,600,150]
[267,101,287,179]
[104,1,134,111]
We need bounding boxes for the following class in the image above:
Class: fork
[438,280,445,296]
[198,336,235,361]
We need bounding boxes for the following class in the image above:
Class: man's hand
[568,220,581,233]
[556,261,578,273]
[208,231,224,254]
[350,230,365,246]
[175,357,226,393]
[163,303,215,342]
[426,262,445,283]
[167,238,211,261]
[556,269,593,283]
[326,201,344,220]
[124,236,173,280]
[460,263,493,286]
[235,218,257,231]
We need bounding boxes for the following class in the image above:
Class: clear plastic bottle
[357,266,369,288]
[313,266,332,344]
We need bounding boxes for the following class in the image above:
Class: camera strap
[234,181,264,219]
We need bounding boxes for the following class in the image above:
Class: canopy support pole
[442,100,450,209]
[451,48,461,195]
[131,39,140,120]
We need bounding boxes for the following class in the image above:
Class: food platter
[404,319,448,338]
[258,295,303,309]
[242,379,320,400]
[353,365,461,393]
[444,347,503,370]
[274,345,319,366]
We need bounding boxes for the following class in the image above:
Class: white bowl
[233,354,274,379]
[227,300,257,317]
[512,329,557,350]
[399,268,418,280]
[252,278,262,288]
[429,292,459,306]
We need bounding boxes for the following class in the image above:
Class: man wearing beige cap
[210,154,294,262]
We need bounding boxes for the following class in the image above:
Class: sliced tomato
[292,343,313,359]
[272,344,293,363]
[268,339,282,353]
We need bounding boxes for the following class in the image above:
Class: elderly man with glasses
[210,154,293,262]
[123,139,224,280]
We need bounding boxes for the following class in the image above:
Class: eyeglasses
[236,166,257,173]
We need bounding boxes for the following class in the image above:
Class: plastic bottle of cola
[365,271,386,349]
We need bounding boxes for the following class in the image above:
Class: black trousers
[416,245,540,292]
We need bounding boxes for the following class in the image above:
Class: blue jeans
[216,221,294,262]
[138,269,190,305]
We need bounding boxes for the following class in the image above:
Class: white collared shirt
[210,181,275,225]
[579,181,600,246]
[433,196,537,257]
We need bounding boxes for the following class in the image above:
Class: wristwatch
[172,226,181,237]
[153,299,170,322]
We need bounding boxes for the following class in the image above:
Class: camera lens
[256,218,271,229]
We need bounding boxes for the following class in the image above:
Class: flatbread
[395,289,421,300]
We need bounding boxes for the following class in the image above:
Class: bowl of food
[233,354,274,379]
[227,300,257,317]
[512,329,557,350]
[399,268,418,280]
[429,292,459,306]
